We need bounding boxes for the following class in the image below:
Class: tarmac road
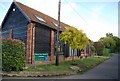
[2,54,119,80]
[53,53,119,79]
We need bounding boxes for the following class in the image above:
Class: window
[52,22,58,27]
[52,22,62,28]
[13,8,16,11]
[34,15,46,23]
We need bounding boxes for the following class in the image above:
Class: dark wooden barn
[1,1,90,64]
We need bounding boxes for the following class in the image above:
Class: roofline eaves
[14,2,31,23]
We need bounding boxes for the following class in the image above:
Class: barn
[1,1,90,65]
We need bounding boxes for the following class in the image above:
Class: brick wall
[26,25,90,65]
[50,30,54,62]
[26,23,35,64]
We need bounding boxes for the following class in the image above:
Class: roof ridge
[15,1,70,31]
[16,1,58,22]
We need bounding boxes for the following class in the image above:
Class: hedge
[0,38,25,72]
[103,48,110,56]
[93,42,104,56]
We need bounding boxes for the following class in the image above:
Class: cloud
[61,3,118,41]
[75,3,118,41]
[85,14,118,41]
[90,5,105,18]
[0,0,26,2]
[24,0,59,19]
[0,0,12,2]
[0,0,117,41]
[68,0,119,2]
[62,3,77,13]
[0,3,6,8]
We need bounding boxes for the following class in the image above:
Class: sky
[0,0,119,41]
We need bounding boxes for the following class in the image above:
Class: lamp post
[56,0,61,66]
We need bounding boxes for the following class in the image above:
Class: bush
[94,42,104,56]
[103,48,115,57]
[85,56,88,58]
[103,48,110,56]
[90,45,96,52]
[90,45,96,56]
[1,38,25,72]
[80,56,83,59]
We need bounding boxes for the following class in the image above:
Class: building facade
[1,1,90,65]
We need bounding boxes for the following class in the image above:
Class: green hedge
[103,48,114,56]
[1,38,25,72]
[103,48,110,56]
[94,42,104,56]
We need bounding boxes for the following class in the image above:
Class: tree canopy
[99,33,120,53]
[60,26,89,50]
[99,37,116,48]
[106,33,113,37]
[111,36,120,52]
[93,42,104,56]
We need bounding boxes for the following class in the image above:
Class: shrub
[103,48,114,56]
[1,38,25,72]
[80,56,83,59]
[85,56,88,58]
[90,45,96,52]
[93,42,104,56]
[90,45,96,56]
[103,48,110,56]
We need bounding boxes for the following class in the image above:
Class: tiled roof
[15,1,70,31]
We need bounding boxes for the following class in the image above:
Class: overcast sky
[0,0,119,41]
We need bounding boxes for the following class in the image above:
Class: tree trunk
[72,49,75,61]
[80,50,81,56]
[79,50,81,59]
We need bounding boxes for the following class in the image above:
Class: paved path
[52,54,119,79]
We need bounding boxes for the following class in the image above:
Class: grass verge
[25,57,109,74]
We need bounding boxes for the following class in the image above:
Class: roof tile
[15,1,70,31]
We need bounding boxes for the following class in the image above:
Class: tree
[106,33,113,37]
[99,33,120,53]
[93,42,104,56]
[89,39,95,56]
[60,27,89,59]
[106,33,120,52]
[90,45,96,56]
[99,37,116,49]
[112,36,120,53]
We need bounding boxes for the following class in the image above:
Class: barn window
[34,15,46,23]
[13,8,16,11]
[52,22,58,27]
[52,22,62,28]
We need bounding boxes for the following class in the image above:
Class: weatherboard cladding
[15,1,70,31]
[1,1,80,64]
[2,3,28,43]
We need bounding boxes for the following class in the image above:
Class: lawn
[25,57,110,74]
